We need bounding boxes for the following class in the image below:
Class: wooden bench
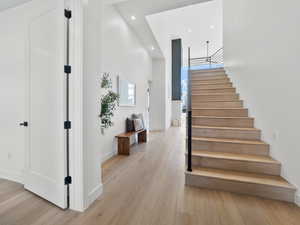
[115,129,147,155]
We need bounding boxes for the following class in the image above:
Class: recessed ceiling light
[187,29,192,33]
[151,46,155,51]
[131,15,136,20]
[210,25,215,29]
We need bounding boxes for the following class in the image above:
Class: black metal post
[187,47,192,172]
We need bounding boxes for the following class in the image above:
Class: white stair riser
[185,174,295,202]
[192,127,261,140]
[193,109,248,117]
[192,139,269,156]
[192,117,254,128]
[190,156,281,175]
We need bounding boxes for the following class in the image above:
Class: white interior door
[24,0,68,209]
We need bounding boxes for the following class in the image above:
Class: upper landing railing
[190,47,224,68]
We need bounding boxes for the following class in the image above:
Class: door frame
[65,0,84,212]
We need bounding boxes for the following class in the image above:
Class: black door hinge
[64,65,71,74]
[64,9,72,19]
[65,176,72,185]
[64,121,71,129]
[19,121,28,127]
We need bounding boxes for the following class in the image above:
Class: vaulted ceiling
[110,0,212,58]
[1,0,217,60]
[147,0,223,64]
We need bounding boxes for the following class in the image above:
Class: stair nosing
[192,100,241,103]
[192,82,232,84]
[192,89,234,91]
[192,93,238,96]
[192,136,268,145]
[192,116,253,119]
[192,125,259,131]
[190,150,280,164]
[186,168,296,190]
[192,108,246,110]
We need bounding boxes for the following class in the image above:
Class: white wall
[150,59,166,131]
[82,0,104,209]
[99,4,152,162]
[224,0,300,204]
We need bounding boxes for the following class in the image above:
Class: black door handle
[20,121,28,127]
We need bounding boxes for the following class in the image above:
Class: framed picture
[117,76,136,107]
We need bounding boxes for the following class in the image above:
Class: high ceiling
[111,0,211,58]
[147,0,223,64]
[1,0,220,60]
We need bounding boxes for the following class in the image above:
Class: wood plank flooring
[1,127,300,225]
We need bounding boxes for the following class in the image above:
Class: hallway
[1,127,300,225]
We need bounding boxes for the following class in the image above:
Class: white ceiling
[147,0,223,64]
[0,0,32,11]
[1,0,221,61]
[111,0,211,58]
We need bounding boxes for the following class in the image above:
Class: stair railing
[187,47,192,172]
[186,46,223,172]
[190,47,223,68]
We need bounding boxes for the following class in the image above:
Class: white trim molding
[68,0,85,212]
[0,169,24,184]
[85,184,103,210]
[296,194,300,207]
[101,151,117,163]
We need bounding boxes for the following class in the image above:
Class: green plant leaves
[99,73,120,130]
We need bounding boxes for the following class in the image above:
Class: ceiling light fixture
[210,25,215,29]
[151,46,155,51]
[187,29,192,33]
[131,15,136,20]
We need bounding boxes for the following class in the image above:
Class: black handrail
[187,47,192,172]
[190,47,223,67]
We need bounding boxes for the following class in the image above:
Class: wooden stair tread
[192,116,252,119]
[191,68,224,73]
[192,93,236,96]
[192,108,244,110]
[192,82,231,84]
[192,136,267,145]
[187,168,296,190]
[191,150,279,164]
[192,100,240,102]
[192,125,259,131]
[192,86,233,88]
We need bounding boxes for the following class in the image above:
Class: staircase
[185,68,296,202]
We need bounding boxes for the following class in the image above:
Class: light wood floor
[1,127,300,225]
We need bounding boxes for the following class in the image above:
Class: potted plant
[99,73,119,134]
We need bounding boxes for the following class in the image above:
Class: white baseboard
[149,129,163,132]
[85,183,103,210]
[295,194,300,207]
[101,151,117,163]
[0,169,23,184]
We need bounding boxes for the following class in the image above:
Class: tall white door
[24,0,68,209]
